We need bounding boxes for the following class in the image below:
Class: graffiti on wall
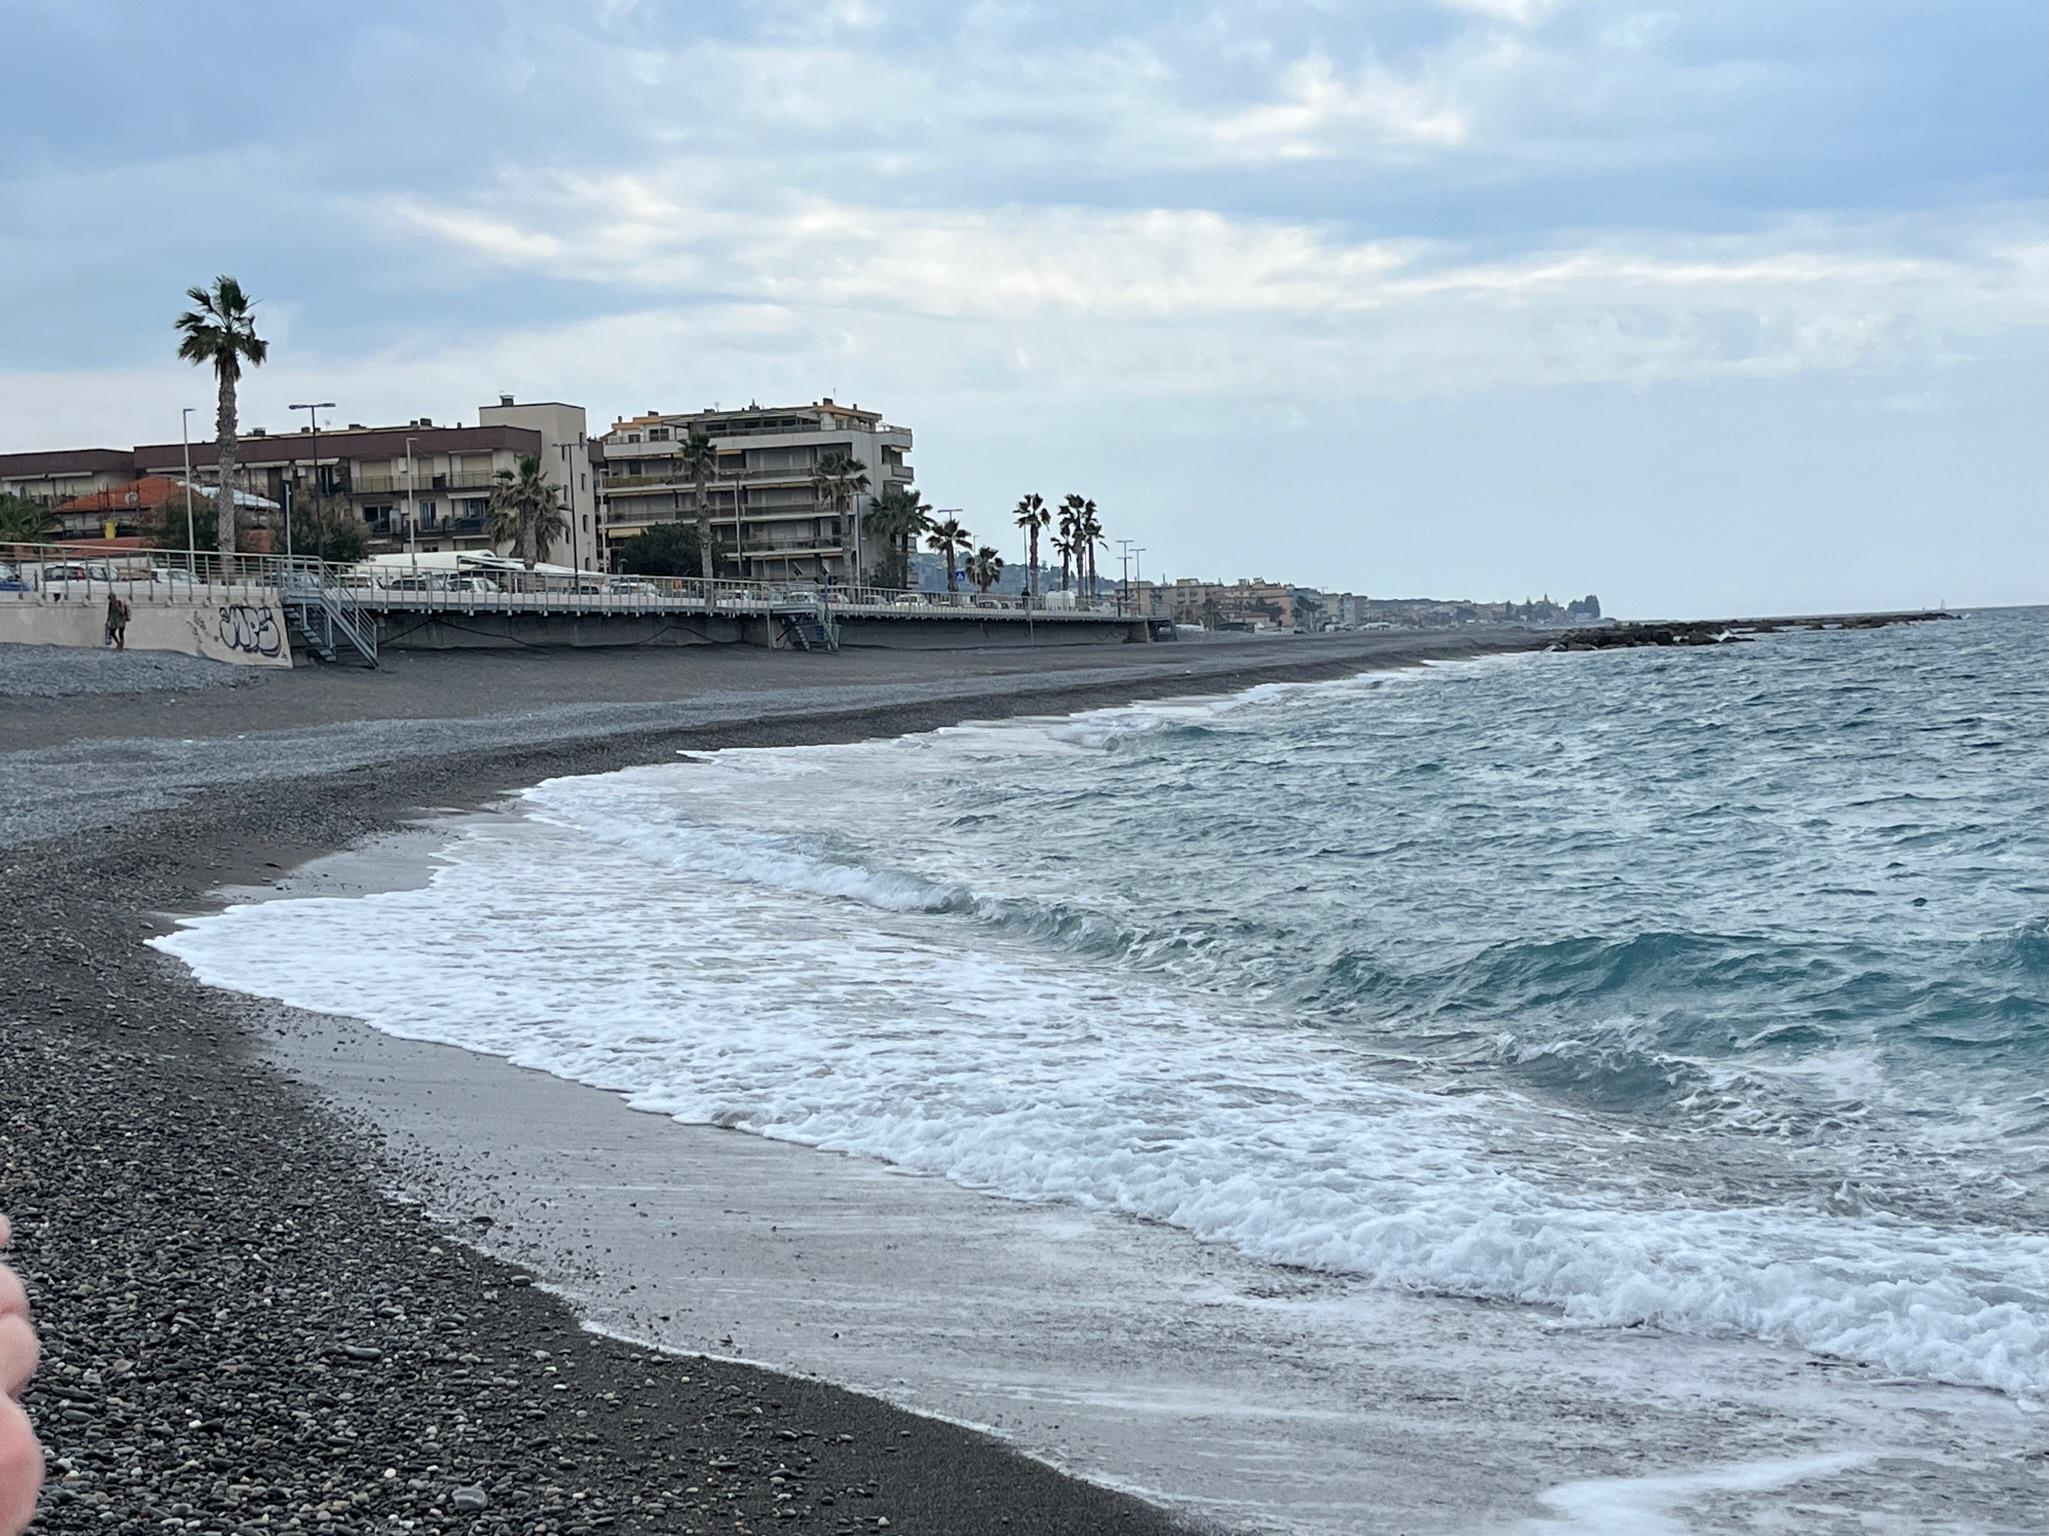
[213,604,283,658]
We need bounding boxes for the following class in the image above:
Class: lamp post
[557,439,582,578]
[179,407,197,574]
[288,401,335,565]
[404,436,419,562]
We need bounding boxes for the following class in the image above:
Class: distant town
[2,392,1597,632]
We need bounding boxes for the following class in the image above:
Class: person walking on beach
[103,592,130,651]
[0,1215,41,1534]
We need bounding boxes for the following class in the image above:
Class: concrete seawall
[1,599,294,668]
[375,610,1157,651]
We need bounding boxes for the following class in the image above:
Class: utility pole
[558,439,582,577]
[179,407,197,574]
[404,436,420,563]
[1118,538,1136,617]
[288,401,335,564]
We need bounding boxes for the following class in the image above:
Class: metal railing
[0,542,1142,628]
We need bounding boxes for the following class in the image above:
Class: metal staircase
[774,593,840,653]
[280,567,380,667]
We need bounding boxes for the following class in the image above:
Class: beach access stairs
[280,567,380,667]
[776,593,840,653]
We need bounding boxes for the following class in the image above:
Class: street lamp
[404,436,420,562]
[288,401,335,564]
[558,439,583,577]
[179,407,197,573]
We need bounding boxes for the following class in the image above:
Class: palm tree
[1078,498,1104,599]
[174,276,268,562]
[812,453,871,584]
[0,494,58,546]
[862,485,931,589]
[926,516,971,593]
[677,428,719,583]
[967,544,1005,594]
[1012,493,1050,602]
[487,455,570,569]
[1056,494,1086,592]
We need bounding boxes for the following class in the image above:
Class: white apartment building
[597,398,913,582]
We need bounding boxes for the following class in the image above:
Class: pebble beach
[0,631,1526,1534]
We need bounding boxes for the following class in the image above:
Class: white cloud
[1439,0,1567,28]
[1207,52,1471,161]
[369,165,2047,404]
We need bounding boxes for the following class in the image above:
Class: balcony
[351,471,503,495]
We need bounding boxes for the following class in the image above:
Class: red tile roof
[54,476,192,514]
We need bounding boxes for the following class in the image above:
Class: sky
[1,0,2043,616]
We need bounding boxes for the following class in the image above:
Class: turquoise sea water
[159,608,2048,1403]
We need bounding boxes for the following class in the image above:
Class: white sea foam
[153,725,2049,1400]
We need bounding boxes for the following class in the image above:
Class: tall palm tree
[811,452,870,583]
[1012,493,1050,602]
[175,276,268,561]
[1056,494,1085,592]
[926,516,971,593]
[862,485,930,589]
[677,428,719,583]
[487,455,570,569]
[967,544,1005,594]
[1078,498,1105,599]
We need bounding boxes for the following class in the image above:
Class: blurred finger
[0,1394,41,1534]
[0,1317,33,1399]
[0,1267,25,1324]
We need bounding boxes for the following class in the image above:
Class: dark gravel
[0,644,255,699]
[0,635,1531,1534]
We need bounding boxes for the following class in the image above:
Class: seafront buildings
[3,395,911,584]
[5,393,1585,622]
[595,399,913,582]
[2,397,598,572]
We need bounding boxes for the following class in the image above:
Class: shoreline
[3,632,1531,1535]
[136,642,2046,1536]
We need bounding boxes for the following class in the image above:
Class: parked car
[37,561,114,586]
[149,566,198,586]
[603,576,659,596]
[380,572,502,594]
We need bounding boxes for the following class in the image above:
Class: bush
[616,522,704,577]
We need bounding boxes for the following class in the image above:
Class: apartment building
[1162,577,1300,630]
[597,398,912,581]
[126,397,597,570]
[0,449,138,517]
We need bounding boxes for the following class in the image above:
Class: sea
[156,607,2047,1532]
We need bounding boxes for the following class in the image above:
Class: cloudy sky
[3,0,2042,614]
